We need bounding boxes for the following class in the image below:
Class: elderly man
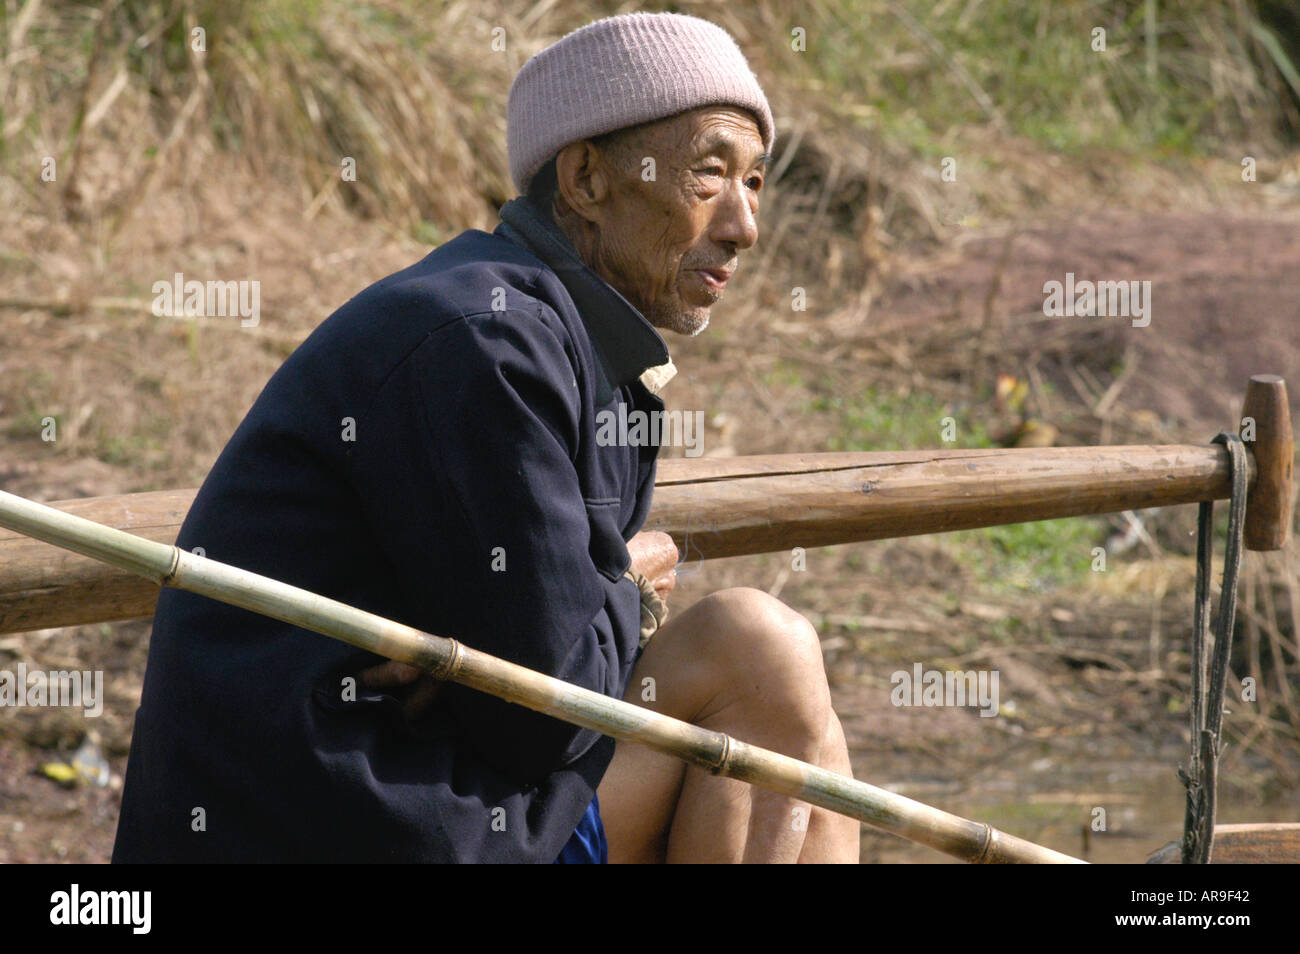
[113,12,856,864]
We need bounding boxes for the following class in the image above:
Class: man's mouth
[692,266,733,291]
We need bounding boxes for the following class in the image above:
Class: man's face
[556,106,769,336]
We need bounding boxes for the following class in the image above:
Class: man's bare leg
[796,707,859,863]
[598,587,860,863]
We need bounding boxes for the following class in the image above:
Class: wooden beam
[0,377,1290,635]
[1240,374,1294,550]
[0,490,191,634]
[0,443,1253,634]
[653,443,1257,559]
[1146,822,1300,864]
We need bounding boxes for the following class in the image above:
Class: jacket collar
[495,196,670,405]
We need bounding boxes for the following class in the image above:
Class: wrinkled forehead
[620,106,771,166]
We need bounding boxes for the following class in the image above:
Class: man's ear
[554,140,613,224]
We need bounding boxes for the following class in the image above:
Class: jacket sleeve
[404,304,637,783]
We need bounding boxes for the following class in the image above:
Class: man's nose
[711,180,759,252]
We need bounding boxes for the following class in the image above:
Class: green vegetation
[798,0,1300,156]
[4,370,56,439]
[806,385,993,451]
[945,516,1103,593]
[797,379,1098,591]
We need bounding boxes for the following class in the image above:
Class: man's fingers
[402,677,443,719]
[359,659,424,688]
[646,531,680,567]
[629,531,679,584]
[357,658,442,719]
[652,568,676,599]
[629,535,681,571]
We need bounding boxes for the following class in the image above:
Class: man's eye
[698,166,725,177]
[746,176,764,191]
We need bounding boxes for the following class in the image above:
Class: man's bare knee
[697,588,822,662]
[690,587,831,740]
[707,590,826,681]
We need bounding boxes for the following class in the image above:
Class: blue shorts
[553,794,607,864]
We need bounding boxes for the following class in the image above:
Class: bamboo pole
[0,487,1084,864]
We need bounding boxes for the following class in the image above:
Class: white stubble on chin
[656,274,712,336]
[651,305,709,337]
[682,311,709,336]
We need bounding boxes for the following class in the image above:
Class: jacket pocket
[583,497,630,583]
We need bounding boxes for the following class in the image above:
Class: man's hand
[626,530,679,599]
[356,658,440,719]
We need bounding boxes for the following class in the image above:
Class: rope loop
[1179,432,1248,864]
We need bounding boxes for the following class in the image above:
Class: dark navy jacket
[112,197,669,862]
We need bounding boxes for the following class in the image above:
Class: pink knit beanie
[507,12,776,195]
